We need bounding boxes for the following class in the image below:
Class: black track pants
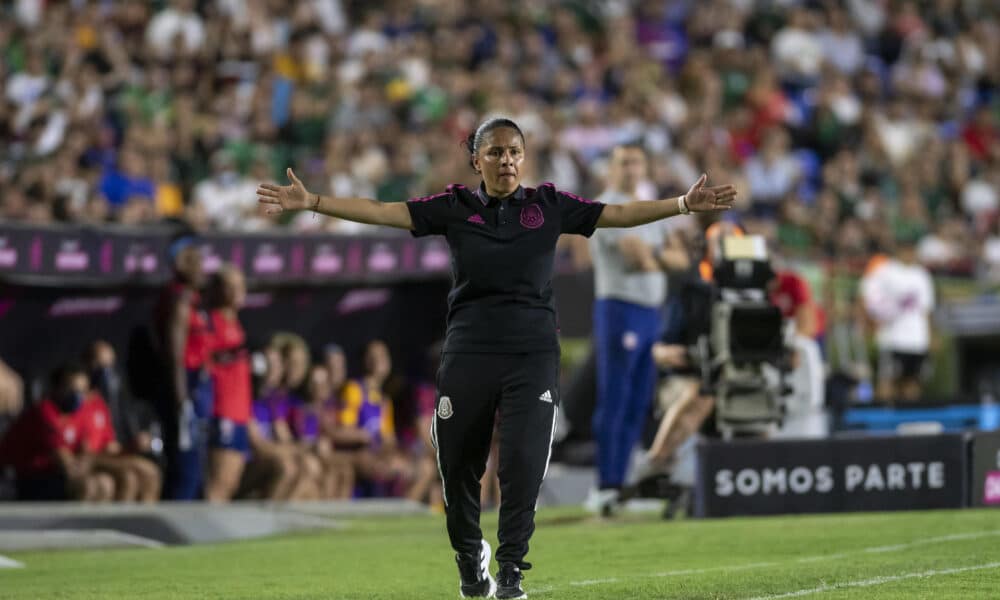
[433,351,560,568]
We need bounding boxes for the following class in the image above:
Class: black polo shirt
[407,182,605,354]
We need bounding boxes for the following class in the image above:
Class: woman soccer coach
[258,117,735,599]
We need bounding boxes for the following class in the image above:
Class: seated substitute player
[239,346,302,500]
[0,363,159,502]
[318,343,372,447]
[257,116,734,599]
[269,336,324,500]
[0,358,23,419]
[337,340,413,495]
[242,338,323,501]
[290,364,356,499]
[404,343,445,510]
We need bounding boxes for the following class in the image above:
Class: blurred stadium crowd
[1,0,999,504]
[1,0,997,274]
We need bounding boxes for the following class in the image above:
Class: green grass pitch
[3,508,998,599]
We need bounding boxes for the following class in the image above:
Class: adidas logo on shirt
[539,390,553,403]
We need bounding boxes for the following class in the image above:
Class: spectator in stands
[0,0,995,298]
[291,364,355,499]
[861,236,936,403]
[744,127,800,219]
[818,7,865,76]
[98,147,156,216]
[145,0,205,59]
[0,363,159,502]
[338,340,412,494]
[203,265,253,502]
[981,219,1000,283]
[771,7,824,86]
[193,151,264,231]
[153,231,213,500]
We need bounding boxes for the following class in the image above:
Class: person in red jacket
[203,264,253,502]
[768,269,826,344]
[0,363,159,502]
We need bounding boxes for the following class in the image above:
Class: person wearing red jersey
[768,269,825,342]
[1,363,159,502]
[767,263,828,438]
[0,364,114,501]
[203,264,253,502]
[154,232,213,500]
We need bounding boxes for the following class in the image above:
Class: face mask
[56,390,85,413]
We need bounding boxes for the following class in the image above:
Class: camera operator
[648,278,717,473]
[645,224,825,480]
[644,219,737,472]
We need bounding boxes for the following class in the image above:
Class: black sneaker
[456,539,496,598]
[496,562,527,599]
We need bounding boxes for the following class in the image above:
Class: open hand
[257,168,312,215]
[684,174,737,212]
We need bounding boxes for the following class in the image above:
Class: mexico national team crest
[437,396,454,419]
[520,204,544,229]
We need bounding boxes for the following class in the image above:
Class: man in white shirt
[585,144,676,514]
[146,0,205,59]
[193,152,266,231]
[861,238,936,402]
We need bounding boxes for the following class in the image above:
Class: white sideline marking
[532,529,1000,596]
[654,561,781,577]
[565,562,784,589]
[745,562,1000,600]
[0,554,24,568]
[795,529,1000,563]
[570,578,619,586]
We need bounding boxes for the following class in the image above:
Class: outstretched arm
[596,174,736,228]
[257,168,413,229]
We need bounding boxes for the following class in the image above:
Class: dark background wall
[0,273,596,395]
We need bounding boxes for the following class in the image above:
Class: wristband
[678,194,690,215]
[313,193,321,210]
